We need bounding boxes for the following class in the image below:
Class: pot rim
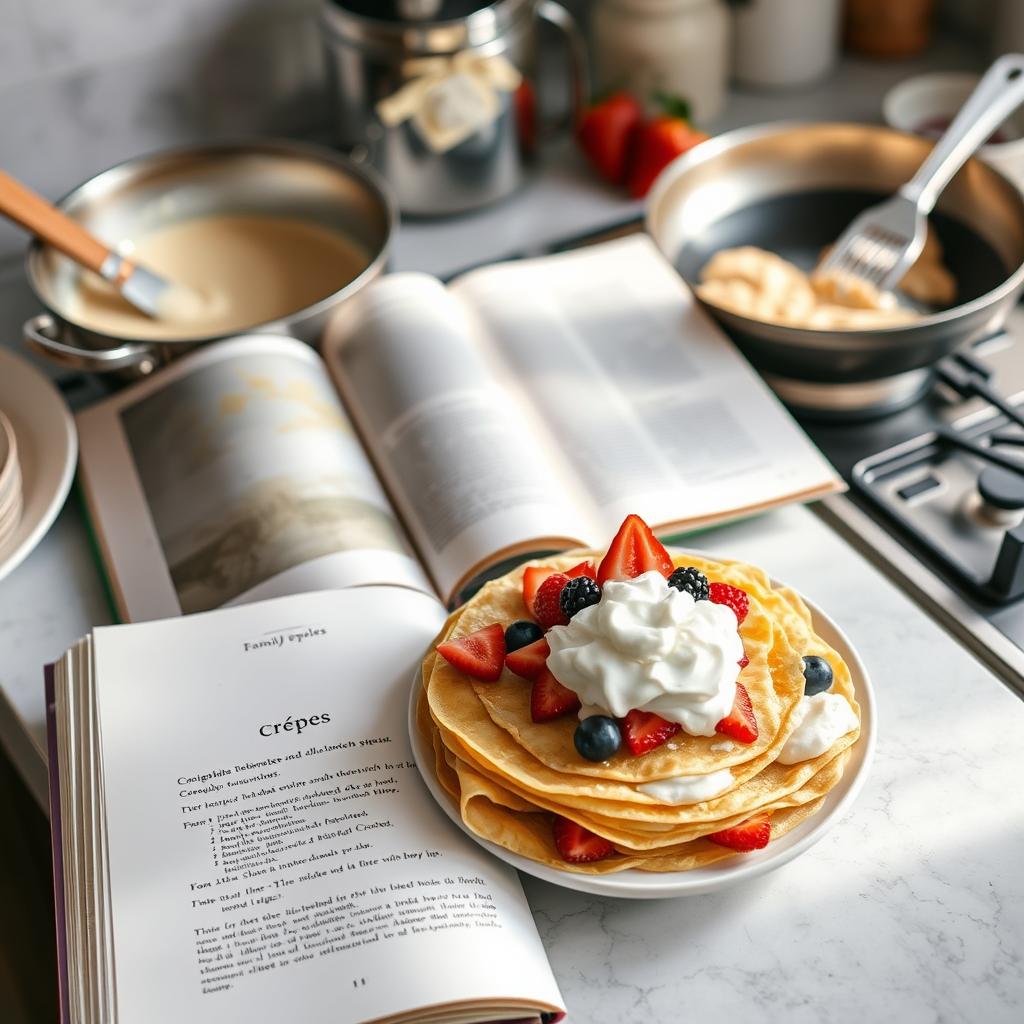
[644,119,1024,349]
[25,137,397,349]
[318,0,534,55]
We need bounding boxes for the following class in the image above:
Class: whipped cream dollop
[777,692,857,765]
[637,768,734,805]
[546,571,743,736]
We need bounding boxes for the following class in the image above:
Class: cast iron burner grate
[854,351,1024,603]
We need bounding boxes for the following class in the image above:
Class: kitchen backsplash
[0,0,327,265]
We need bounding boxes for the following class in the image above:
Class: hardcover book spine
[44,663,70,1024]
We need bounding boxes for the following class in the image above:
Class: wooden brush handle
[0,168,115,276]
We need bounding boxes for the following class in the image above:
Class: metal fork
[818,53,1024,296]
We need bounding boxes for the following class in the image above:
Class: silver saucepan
[645,122,1024,417]
[23,139,395,378]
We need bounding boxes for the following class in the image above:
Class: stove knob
[977,466,1024,512]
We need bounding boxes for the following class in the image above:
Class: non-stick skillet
[645,122,1024,417]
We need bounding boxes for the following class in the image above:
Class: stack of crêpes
[417,519,861,873]
[0,410,23,552]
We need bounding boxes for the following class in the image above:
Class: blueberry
[574,716,622,762]
[802,655,834,696]
[505,619,544,652]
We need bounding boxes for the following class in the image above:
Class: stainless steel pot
[24,139,395,378]
[319,0,587,216]
[645,122,1024,416]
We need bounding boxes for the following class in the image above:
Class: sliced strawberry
[707,812,771,852]
[533,573,570,628]
[738,653,750,670]
[522,561,594,614]
[552,815,616,863]
[715,682,758,744]
[596,514,673,585]
[436,623,506,682]
[566,560,596,580]
[620,709,680,756]
[709,582,750,624]
[505,636,550,680]
[530,669,581,722]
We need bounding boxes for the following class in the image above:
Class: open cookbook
[48,586,567,1024]
[75,235,842,623]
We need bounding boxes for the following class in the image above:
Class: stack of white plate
[0,349,77,582]
[0,409,22,552]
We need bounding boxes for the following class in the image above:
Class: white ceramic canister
[732,0,840,89]
[883,71,1024,197]
[591,0,731,123]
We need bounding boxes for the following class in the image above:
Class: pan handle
[902,53,1024,212]
[23,313,159,375]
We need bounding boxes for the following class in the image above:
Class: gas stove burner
[763,368,933,421]
[852,389,1024,602]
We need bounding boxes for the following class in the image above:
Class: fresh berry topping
[715,682,758,744]
[708,582,750,624]
[573,715,622,762]
[505,619,544,653]
[505,636,550,680]
[530,669,581,722]
[707,812,771,852]
[436,624,506,682]
[552,815,616,863]
[802,655,834,696]
[576,92,643,185]
[620,709,681,756]
[533,573,571,628]
[522,562,595,615]
[597,514,673,585]
[566,560,597,579]
[738,653,750,670]
[667,566,709,601]
[522,566,552,615]
[560,576,602,620]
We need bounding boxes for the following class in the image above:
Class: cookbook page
[91,587,564,1024]
[76,335,432,623]
[322,274,597,602]
[451,234,843,534]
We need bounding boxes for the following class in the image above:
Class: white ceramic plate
[0,349,77,582]
[408,587,876,899]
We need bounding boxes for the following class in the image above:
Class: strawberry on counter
[576,91,643,185]
[627,95,710,199]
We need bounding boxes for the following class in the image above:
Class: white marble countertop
[2,36,1023,1021]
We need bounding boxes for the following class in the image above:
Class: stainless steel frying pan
[645,122,1024,416]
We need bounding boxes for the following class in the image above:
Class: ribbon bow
[376,50,523,153]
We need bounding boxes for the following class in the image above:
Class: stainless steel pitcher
[319,0,587,216]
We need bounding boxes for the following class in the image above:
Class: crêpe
[419,549,861,873]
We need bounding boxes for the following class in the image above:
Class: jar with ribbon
[319,0,587,216]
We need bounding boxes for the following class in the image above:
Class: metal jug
[319,0,587,216]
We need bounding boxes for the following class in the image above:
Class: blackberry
[668,566,709,601]
[559,576,602,619]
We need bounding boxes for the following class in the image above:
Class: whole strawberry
[577,91,643,185]
[627,94,709,198]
